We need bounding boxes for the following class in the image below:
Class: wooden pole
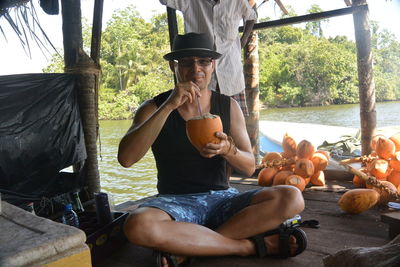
[90,0,104,65]
[90,0,104,152]
[244,0,260,164]
[352,0,376,156]
[166,7,178,50]
[166,7,178,85]
[61,0,101,197]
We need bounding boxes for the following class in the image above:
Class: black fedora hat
[164,32,222,61]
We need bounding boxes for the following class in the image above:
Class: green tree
[305,4,327,38]
[43,6,399,118]
[371,21,400,100]
[259,27,359,106]
[97,7,180,119]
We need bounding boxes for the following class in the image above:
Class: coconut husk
[340,162,400,202]
[256,158,295,169]
[323,234,400,267]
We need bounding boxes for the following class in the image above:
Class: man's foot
[250,225,307,258]
[154,250,189,267]
[264,234,298,256]
[161,255,188,267]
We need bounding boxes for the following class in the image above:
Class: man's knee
[255,186,305,217]
[124,207,170,246]
[274,185,305,216]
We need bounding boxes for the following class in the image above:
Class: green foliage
[99,87,139,120]
[258,18,399,107]
[259,31,359,106]
[43,5,400,118]
[371,22,400,101]
[42,53,64,73]
[97,7,181,119]
[305,4,327,38]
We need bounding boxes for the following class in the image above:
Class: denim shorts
[138,187,262,229]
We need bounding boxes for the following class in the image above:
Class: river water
[99,101,400,204]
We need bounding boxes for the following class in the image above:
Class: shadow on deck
[98,175,394,267]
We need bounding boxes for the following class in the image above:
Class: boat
[259,120,359,155]
[259,121,400,155]
[258,120,362,177]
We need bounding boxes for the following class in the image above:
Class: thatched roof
[0,0,29,11]
[0,0,58,57]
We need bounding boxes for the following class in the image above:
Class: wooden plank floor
[98,177,394,267]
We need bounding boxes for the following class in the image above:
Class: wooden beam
[274,0,288,15]
[239,5,367,31]
[352,0,376,156]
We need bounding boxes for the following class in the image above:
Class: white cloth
[160,0,257,96]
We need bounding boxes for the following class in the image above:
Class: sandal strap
[250,233,268,257]
[278,227,292,258]
[153,250,180,267]
[250,225,307,258]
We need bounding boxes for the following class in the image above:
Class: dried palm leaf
[0,0,59,59]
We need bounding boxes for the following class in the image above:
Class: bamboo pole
[61,0,101,197]
[352,0,376,156]
[244,0,260,164]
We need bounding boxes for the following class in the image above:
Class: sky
[0,0,399,75]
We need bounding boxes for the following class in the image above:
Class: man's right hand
[165,81,201,110]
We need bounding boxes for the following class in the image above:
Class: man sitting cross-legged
[118,32,306,267]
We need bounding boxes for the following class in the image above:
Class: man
[159,0,257,116]
[118,33,305,266]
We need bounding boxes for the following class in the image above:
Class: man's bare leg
[123,185,304,258]
[216,185,305,239]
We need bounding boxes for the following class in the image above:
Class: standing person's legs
[123,185,304,258]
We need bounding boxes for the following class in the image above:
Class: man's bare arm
[240,19,255,48]
[222,99,255,176]
[118,99,172,167]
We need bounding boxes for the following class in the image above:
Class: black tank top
[152,90,231,194]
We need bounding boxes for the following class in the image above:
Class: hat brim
[164,48,222,61]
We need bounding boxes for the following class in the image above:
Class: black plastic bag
[0,73,87,198]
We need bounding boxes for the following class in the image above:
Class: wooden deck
[97,174,398,267]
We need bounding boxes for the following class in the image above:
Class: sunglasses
[175,58,213,68]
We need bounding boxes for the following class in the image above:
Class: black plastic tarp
[0,73,87,198]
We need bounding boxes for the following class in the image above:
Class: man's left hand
[200,132,231,158]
